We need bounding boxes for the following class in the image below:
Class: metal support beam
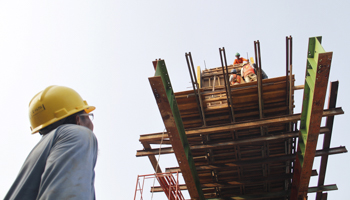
[254,40,264,121]
[316,81,340,200]
[149,59,205,200]
[286,36,294,130]
[291,36,333,199]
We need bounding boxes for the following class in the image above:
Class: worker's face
[236,55,240,59]
[77,112,94,131]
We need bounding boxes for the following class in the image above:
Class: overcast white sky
[0,1,349,199]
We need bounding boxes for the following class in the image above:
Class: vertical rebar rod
[189,52,207,127]
[219,47,235,122]
[289,36,293,118]
[223,48,235,122]
[286,36,289,90]
[185,53,206,126]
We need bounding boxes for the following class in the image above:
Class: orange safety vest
[230,74,242,85]
[243,64,255,77]
[233,57,248,64]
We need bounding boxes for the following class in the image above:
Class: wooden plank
[205,190,289,200]
[308,184,338,193]
[139,124,333,144]
[194,146,346,170]
[151,174,293,192]
[186,108,342,136]
[137,132,297,157]
[294,85,304,90]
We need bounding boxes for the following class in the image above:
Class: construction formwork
[136,36,346,200]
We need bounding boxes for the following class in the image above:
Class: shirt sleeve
[36,125,98,200]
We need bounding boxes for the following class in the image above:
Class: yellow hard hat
[29,85,95,134]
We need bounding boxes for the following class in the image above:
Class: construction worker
[252,63,269,79]
[233,53,248,65]
[5,86,97,200]
[229,69,244,85]
[241,63,257,83]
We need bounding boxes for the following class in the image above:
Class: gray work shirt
[4,124,98,200]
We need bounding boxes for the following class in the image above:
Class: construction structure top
[136,36,347,200]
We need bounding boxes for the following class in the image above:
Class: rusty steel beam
[316,81,340,200]
[291,36,333,199]
[149,59,204,200]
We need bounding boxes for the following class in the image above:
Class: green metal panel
[153,60,205,200]
[298,37,327,167]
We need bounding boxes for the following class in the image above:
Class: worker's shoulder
[55,124,96,141]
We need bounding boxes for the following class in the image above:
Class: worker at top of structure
[233,52,248,65]
[229,69,244,85]
[4,86,98,200]
[241,63,257,83]
[252,63,269,80]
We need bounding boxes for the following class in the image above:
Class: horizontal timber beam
[137,146,346,168]
[150,177,331,193]
[136,127,329,157]
[308,184,338,193]
[138,108,342,142]
[186,108,342,136]
[194,146,346,170]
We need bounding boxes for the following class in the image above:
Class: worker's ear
[76,115,82,125]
